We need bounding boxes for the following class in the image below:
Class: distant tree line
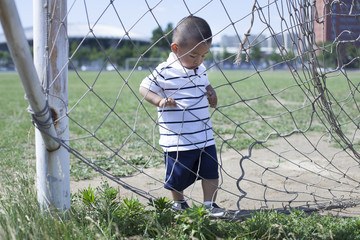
[0,25,359,70]
[0,24,175,70]
[316,41,360,69]
[218,44,296,70]
[0,49,12,69]
[69,23,174,70]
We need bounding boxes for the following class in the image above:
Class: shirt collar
[166,52,205,74]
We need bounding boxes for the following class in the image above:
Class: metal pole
[0,0,59,151]
[34,0,70,211]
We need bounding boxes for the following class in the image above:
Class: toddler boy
[139,16,224,217]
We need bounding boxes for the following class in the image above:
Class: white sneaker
[172,201,190,212]
[204,202,226,217]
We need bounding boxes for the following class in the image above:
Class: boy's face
[172,40,211,70]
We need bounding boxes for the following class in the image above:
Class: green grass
[1,178,360,239]
[211,70,360,151]
[63,70,360,179]
[0,73,35,182]
[2,69,360,178]
[2,70,360,239]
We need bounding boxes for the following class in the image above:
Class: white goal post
[0,0,70,212]
[33,0,70,212]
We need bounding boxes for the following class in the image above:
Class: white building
[219,32,292,55]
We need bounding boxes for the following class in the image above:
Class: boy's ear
[171,43,178,54]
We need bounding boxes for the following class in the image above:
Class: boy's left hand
[206,86,217,108]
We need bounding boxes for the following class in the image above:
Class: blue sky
[1,0,287,43]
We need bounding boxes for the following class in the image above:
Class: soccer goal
[2,0,360,216]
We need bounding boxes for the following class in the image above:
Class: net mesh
[38,0,360,215]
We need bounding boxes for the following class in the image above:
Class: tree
[69,42,92,67]
[0,50,12,67]
[284,50,295,62]
[106,42,135,68]
[316,41,337,69]
[268,49,282,63]
[344,42,360,68]
[144,23,173,59]
[219,47,235,68]
[151,23,173,50]
[89,47,104,62]
[249,44,262,63]
[67,23,175,69]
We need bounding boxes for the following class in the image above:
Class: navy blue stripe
[154,68,165,79]
[160,138,215,148]
[165,74,198,80]
[147,76,160,87]
[158,117,210,124]
[158,105,208,112]
[160,66,173,71]
[164,84,205,91]
[174,95,205,101]
[160,127,212,136]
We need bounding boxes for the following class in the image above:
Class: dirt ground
[71,132,360,217]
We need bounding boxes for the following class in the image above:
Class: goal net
[30,0,360,215]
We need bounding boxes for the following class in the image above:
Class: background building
[0,24,150,71]
[314,0,360,43]
[219,33,291,55]
[313,0,360,68]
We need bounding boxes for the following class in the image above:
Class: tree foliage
[344,42,360,68]
[145,23,173,59]
[0,49,13,68]
[316,41,338,69]
[3,26,359,71]
[151,23,173,50]
[249,44,262,63]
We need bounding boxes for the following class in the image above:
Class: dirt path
[71,132,360,217]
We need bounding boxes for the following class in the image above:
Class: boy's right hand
[159,97,177,108]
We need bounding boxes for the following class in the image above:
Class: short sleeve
[198,64,210,87]
[203,75,210,87]
[140,70,164,96]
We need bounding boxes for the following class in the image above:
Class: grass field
[64,69,360,179]
[2,68,360,180]
[1,70,360,239]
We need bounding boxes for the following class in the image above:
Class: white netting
[35,0,360,215]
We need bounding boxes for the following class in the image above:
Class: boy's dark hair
[172,16,212,47]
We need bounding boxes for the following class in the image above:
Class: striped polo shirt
[140,52,215,152]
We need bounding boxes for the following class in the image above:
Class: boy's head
[171,16,212,70]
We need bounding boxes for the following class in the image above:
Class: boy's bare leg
[202,178,219,202]
[171,190,185,201]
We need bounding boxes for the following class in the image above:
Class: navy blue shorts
[164,145,219,191]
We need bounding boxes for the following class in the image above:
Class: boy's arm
[206,84,217,108]
[139,86,177,108]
